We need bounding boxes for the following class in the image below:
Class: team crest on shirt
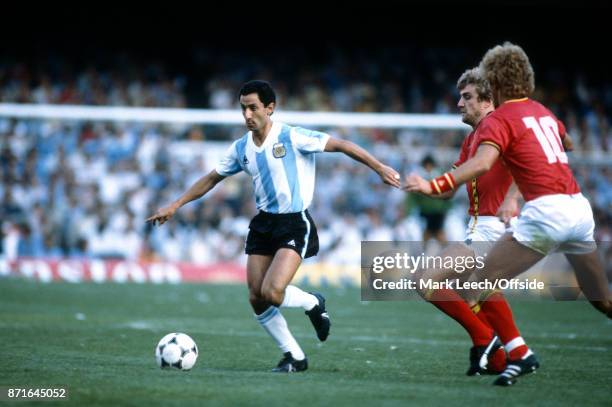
[272,142,286,158]
[243,155,249,165]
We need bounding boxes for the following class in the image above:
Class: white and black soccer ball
[155,333,198,370]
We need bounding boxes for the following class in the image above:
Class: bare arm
[324,137,401,188]
[451,144,500,185]
[431,168,460,199]
[146,169,226,226]
[406,164,458,199]
[404,145,500,195]
[496,180,521,225]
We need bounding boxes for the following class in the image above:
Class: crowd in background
[0,49,610,266]
[1,48,609,149]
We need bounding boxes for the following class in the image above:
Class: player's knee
[260,284,284,306]
[417,287,432,301]
[248,285,266,303]
[462,288,481,304]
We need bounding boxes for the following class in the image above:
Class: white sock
[505,337,526,353]
[255,306,305,360]
[280,285,318,311]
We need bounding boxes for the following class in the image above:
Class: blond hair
[479,42,535,99]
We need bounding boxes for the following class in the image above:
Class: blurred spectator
[405,155,453,252]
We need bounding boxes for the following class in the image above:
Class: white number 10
[522,116,568,164]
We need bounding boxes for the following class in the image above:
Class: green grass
[0,278,610,407]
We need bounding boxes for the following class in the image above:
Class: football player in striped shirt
[147,80,401,372]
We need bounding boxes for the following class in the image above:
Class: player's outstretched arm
[403,172,434,195]
[451,144,499,185]
[324,137,401,188]
[404,144,499,196]
[146,170,226,226]
[401,176,454,199]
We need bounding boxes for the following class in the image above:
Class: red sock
[471,302,507,371]
[488,348,507,373]
[480,292,528,360]
[471,303,493,329]
[428,289,494,346]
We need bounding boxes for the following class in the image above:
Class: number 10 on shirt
[522,115,568,164]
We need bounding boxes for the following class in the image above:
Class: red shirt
[454,130,515,217]
[474,98,580,202]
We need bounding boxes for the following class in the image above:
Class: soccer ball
[155,333,198,370]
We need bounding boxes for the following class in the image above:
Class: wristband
[430,172,456,194]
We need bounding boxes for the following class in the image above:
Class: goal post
[0,103,469,129]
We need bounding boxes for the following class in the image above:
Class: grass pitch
[0,278,610,407]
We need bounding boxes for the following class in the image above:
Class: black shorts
[421,213,445,233]
[245,210,319,259]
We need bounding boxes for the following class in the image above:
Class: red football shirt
[474,98,580,202]
[454,130,515,216]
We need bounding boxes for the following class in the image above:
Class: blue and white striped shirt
[215,122,330,214]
